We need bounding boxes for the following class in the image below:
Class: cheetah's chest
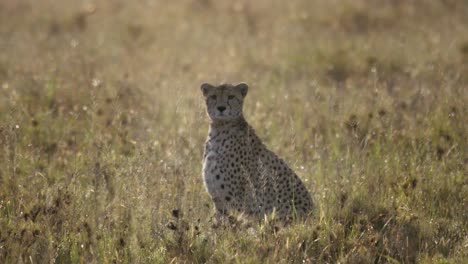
[202,149,220,194]
[202,137,247,194]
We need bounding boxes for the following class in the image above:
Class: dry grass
[0,0,467,263]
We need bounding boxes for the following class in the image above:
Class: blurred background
[0,0,467,263]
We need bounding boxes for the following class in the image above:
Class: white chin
[213,115,232,120]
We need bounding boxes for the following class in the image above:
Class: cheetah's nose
[217,106,226,112]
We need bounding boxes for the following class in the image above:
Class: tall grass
[0,0,467,263]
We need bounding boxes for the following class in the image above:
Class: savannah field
[0,0,467,263]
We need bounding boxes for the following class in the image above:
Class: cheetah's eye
[228,95,235,100]
[210,95,217,100]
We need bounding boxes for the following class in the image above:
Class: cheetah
[201,83,314,223]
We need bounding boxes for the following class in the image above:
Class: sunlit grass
[0,0,467,263]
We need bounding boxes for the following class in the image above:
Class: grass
[0,0,467,263]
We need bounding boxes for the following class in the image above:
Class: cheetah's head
[200,83,248,121]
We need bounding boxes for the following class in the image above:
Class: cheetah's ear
[236,83,248,98]
[201,83,215,97]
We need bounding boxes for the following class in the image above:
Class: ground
[0,0,467,263]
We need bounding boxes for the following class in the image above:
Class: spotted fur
[201,83,314,222]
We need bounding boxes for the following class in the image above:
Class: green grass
[0,0,467,263]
